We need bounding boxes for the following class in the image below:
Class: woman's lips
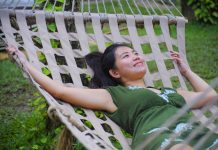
[134,61,144,67]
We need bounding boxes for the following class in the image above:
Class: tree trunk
[181,0,195,20]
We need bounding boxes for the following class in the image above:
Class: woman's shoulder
[105,85,129,93]
[106,85,128,91]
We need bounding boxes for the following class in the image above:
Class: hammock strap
[143,16,172,87]
[159,16,187,89]
[91,13,106,52]
[126,15,154,86]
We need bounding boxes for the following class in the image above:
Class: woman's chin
[136,70,146,79]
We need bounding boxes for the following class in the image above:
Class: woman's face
[109,46,146,83]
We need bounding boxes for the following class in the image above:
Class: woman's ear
[109,69,121,79]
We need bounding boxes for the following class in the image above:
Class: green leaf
[32,36,42,45]
[50,39,59,48]
[194,9,201,16]
[83,120,94,129]
[40,137,47,144]
[85,74,91,81]
[212,12,218,17]
[31,26,38,32]
[45,3,53,11]
[19,146,25,150]
[33,97,42,106]
[57,0,65,3]
[208,17,215,24]
[35,0,46,5]
[41,67,51,76]
[47,23,57,32]
[55,5,63,11]
[32,145,39,150]
[209,2,215,7]
[30,127,38,131]
[187,0,195,6]
[55,126,63,134]
[38,53,46,62]
[35,103,46,111]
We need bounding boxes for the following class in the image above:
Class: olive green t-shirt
[105,85,218,149]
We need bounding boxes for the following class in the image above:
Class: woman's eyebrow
[120,50,137,57]
[120,51,129,57]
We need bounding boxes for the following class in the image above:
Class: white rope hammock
[0,1,218,149]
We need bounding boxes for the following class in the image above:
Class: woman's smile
[133,61,144,67]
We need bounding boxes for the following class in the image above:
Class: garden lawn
[185,22,218,85]
[0,59,37,121]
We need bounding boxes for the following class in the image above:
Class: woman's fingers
[6,45,27,64]
[6,45,18,55]
[170,50,180,58]
[170,50,179,54]
[169,56,181,62]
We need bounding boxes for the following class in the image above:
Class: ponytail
[85,43,129,88]
[85,51,117,88]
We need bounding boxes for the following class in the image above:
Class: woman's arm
[170,50,217,109]
[7,46,117,112]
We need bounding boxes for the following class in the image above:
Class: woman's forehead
[115,46,133,55]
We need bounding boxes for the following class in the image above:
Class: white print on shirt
[144,123,193,149]
[158,89,176,103]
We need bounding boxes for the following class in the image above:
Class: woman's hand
[169,50,191,77]
[6,45,28,71]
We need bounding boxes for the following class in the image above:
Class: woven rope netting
[0,0,218,150]
[0,0,182,15]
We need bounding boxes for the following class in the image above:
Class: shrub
[188,0,218,24]
[0,93,63,150]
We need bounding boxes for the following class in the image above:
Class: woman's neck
[124,79,146,88]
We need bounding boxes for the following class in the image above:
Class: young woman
[7,43,218,150]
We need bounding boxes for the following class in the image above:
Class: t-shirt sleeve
[105,85,123,107]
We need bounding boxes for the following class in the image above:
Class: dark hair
[85,43,129,88]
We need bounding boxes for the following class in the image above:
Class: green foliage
[188,0,218,24]
[50,39,61,48]
[35,0,66,11]
[47,23,57,32]
[41,67,51,76]
[121,129,132,138]
[94,111,106,120]
[109,136,122,150]
[0,93,63,150]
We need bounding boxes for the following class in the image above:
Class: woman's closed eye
[122,54,129,59]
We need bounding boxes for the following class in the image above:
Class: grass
[0,60,37,121]
[0,59,63,150]
[185,22,218,83]
[0,18,218,150]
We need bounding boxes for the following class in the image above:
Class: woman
[7,43,218,150]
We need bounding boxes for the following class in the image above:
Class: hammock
[1,1,218,149]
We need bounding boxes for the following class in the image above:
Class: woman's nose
[133,54,140,61]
